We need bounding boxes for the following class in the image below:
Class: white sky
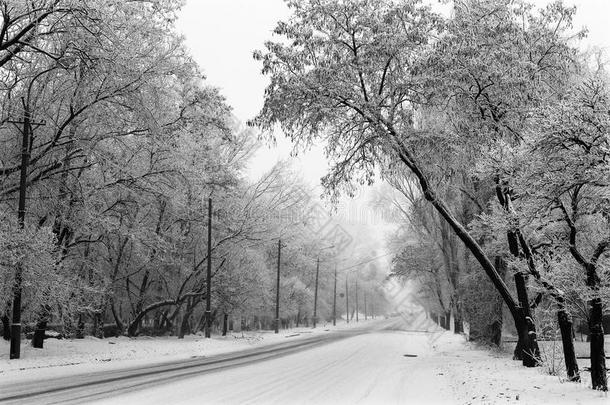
[177,0,296,181]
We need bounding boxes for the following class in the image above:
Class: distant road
[1,318,435,404]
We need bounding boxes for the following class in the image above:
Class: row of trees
[0,0,389,361]
[253,0,608,391]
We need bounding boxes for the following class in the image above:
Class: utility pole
[275,239,281,333]
[313,257,320,328]
[332,265,337,326]
[204,197,212,338]
[345,273,349,323]
[356,279,358,322]
[9,100,44,359]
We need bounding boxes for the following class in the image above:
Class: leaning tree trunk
[128,300,177,337]
[393,141,523,341]
[556,297,580,382]
[490,260,505,347]
[588,296,607,391]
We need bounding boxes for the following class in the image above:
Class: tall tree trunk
[93,309,104,338]
[490,318,502,347]
[556,297,580,382]
[178,299,195,339]
[579,251,607,390]
[160,310,172,333]
[76,313,85,339]
[110,299,124,335]
[479,271,503,347]
[588,296,607,391]
[179,312,191,339]
[490,256,505,347]
[31,319,48,348]
[513,272,540,367]
[503,227,539,367]
[490,183,541,367]
[453,301,463,333]
[222,313,228,336]
[1,311,10,341]
[195,313,205,333]
[210,308,217,334]
[440,220,461,333]
[31,304,51,348]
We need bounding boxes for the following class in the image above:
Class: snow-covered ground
[1,317,608,404]
[0,317,377,381]
[438,336,607,404]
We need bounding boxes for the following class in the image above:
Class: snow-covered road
[66,323,440,404]
[95,323,452,405]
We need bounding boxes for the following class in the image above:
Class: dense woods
[0,0,388,359]
[0,0,608,396]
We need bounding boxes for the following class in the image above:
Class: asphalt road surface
[1,318,448,405]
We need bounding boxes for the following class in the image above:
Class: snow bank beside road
[436,336,607,404]
[0,319,379,376]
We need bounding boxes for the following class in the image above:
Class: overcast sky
[177,0,293,182]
